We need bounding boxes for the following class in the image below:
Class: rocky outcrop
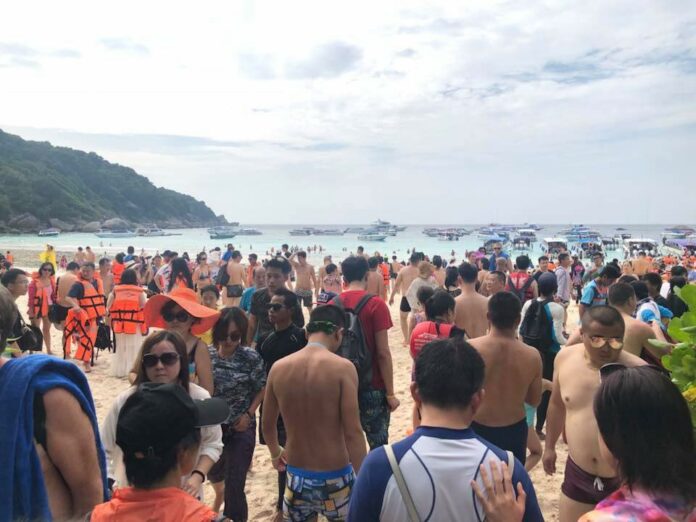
[8,213,41,232]
[48,218,74,232]
[81,221,102,233]
[102,217,131,229]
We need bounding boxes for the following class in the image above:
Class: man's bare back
[57,273,78,307]
[366,271,383,296]
[394,265,418,298]
[454,290,489,338]
[227,261,245,285]
[619,313,656,358]
[294,263,315,292]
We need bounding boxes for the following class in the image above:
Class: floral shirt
[580,486,696,522]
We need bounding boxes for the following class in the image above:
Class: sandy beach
[13,284,574,521]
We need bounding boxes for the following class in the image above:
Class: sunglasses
[41,268,53,272]
[162,309,191,323]
[494,248,501,251]
[200,257,207,261]
[584,334,624,350]
[142,352,180,368]
[267,303,286,311]
[599,362,669,381]
[223,332,242,343]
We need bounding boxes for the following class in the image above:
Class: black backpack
[216,263,230,287]
[507,274,535,303]
[519,299,554,353]
[331,293,375,390]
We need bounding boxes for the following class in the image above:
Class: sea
[0,224,685,266]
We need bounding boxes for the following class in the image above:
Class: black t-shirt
[654,294,669,309]
[258,324,307,375]
[250,288,305,340]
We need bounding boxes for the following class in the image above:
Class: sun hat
[144,287,220,335]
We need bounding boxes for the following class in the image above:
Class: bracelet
[270,446,284,460]
[191,469,205,481]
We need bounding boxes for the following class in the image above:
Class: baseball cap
[116,383,228,459]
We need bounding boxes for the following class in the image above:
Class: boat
[289,227,314,236]
[517,229,537,241]
[541,237,568,255]
[207,222,239,234]
[623,239,659,258]
[235,228,263,236]
[357,232,387,241]
[663,226,695,235]
[95,229,137,238]
[370,219,402,236]
[38,228,60,237]
[208,226,238,240]
[511,236,532,251]
[482,235,510,254]
[313,228,345,236]
[344,227,366,233]
[662,238,696,256]
[136,226,182,237]
[601,236,621,250]
[572,238,604,259]
[438,232,461,241]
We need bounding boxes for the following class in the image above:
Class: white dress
[109,332,145,378]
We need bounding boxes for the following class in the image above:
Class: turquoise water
[0,224,681,265]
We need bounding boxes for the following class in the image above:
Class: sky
[1,0,695,225]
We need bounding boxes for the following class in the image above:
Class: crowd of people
[0,239,694,522]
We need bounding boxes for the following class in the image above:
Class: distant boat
[95,229,137,238]
[208,226,238,240]
[357,233,387,241]
[541,237,568,255]
[207,222,239,234]
[289,228,314,236]
[236,228,263,236]
[623,239,658,258]
[438,233,460,241]
[344,227,366,234]
[313,228,345,236]
[38,228,60,237]
[512,236,532,251]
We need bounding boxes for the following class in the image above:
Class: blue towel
[0,355,109,521]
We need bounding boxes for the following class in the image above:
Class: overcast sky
[1,1,695,224]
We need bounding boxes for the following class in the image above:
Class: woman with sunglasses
[27,262,56,354]
[100,330,223,497]
[192,252,212,294]
[207,307,266,521]
[143,287,219,395]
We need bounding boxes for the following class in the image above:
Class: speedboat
[289,228,314,236]
[602,236,620,250]
[662,238,696,256]
[483,235,510,254]
[623,239,659,258]
[541,237,568,255]
[573,239,603,259]
[95,229,137,238]
[236,228,263,236]
[313,228,345,236]
[357,232,387,241]
[517,229,537,241]
[207,222,239,234]
[209,226,238,240]
[38,228,60,237]
[438,232,461,241]
[344,227,366,233]
[512,236,532,251]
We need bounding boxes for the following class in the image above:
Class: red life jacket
[109,284,147,335]
[409,321,454,360]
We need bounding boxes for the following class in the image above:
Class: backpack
[216,263,230,287]
[507,273,535,303]
[331,293,375,389]
[519,299,554,353]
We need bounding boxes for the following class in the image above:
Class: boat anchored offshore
[38,228,60,237]
[95,229,137,238]
[357,232,387,241]
[209,226,238,240]
[289,227,315,236]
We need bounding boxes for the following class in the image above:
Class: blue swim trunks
[284,464,355,521]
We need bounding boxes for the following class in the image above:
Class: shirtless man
[223,250,245,307]
[468,292,542,463]
[262,304,366,521]
[366,257,385,297]
[54,262,80,329]
[289,251,317,312]
[485,270,507,296]
[389,252,420,345]
[84,246,96,265]
[542,306,645,522]
[454,262,489,339]
[389,256,402,292]
[631,251,650,276]
[432,255,446,287]
[317,255,333,290]
[98,257,113,300]
[74,247,85,266]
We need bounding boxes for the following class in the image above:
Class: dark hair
[444,266,459,288]
[457,262,478,284]
[630,281,649,301]
[424,289,455,320]
[515,255,531,270]
[273,287,297,309]
[297,251,307,259]
[120,268,138,286]
[538,255,549,263]
[558,253,570,263]
[600,264,621,280]
[432,255,443,269]
[200,284,220,299]
[608,283,635,307]
[479,257,490,270]
[489,270,506,285]
[368,256,380,269]
[308,304,345,329]
[212,307,248,347]
[115,252,125,264]
[168,258,194,292]
[357,246,364,253]
[1,268,27,287]
[127,246,135,254]
[98,258,111,268]
[265,256,291,275]
[249,253,258,261]
[594,366,695,500]
[669,275,687,293]
[416,285,436,308]
[617,275,638,284]
[325,263,337,275]
[232,250,242,260]
[196,252,207,264]
[671,266,688,278]
[133,330,190,392]
[538,275,558,297]
[341,256,369,283]
[642,272,662,290]
[581,305,625,332]
[281,244,289,250]
[66,261,80,271]
[415,337,485,409]
[409,252,420,264]
[38,262,55,276]
[488,292,522,329]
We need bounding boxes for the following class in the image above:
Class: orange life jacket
[109,284,147,335]
[31,274,56,318]
[78,279,106,319]
[63,308,95,363]
[112,261,125,285]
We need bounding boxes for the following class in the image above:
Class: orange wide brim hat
[143,287,220,335]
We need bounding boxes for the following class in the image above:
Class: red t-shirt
[409,321,455,360]
[338,290,393,390]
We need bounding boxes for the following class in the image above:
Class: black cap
[116,383,228,459]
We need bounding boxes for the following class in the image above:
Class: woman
[207,307,266,520]
[192,252,212,293]
[143,287,219,395]
[445,265,461,298]
[572,256,585,305]
[106,268,147,378]
[407,285,436,341]
[197,284,220,346]
[100,330,222,498]
[477,257,491,295]
[27,262,56,354]
[167,257,194,293]
[146,255,163,295]
[322,263,342,295]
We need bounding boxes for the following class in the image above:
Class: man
[506,255,538,304]
[579,264,620,318]
[485,270,507,296]
[289,251,317,312]
[123,245,136,263]
[632,251,650,276]
[98,257,114,299]
[348,338,543,522]
[366,256,385,298]
[542,306,645,522]
[555,253,572,305]
[240,265,266,314]
[582,252,604,284]
[66,263,106,372]
[453,262,489,339]
[389,256,401,291]
[74,246,86,266]
[84,246,96,265]
[356,245,369,259]
[1,268,29,301]
[0,287,107,521]
[246,253,259,287]
[223,250,246,307]
[468,292,542,463]
[221,243,235,263]
[154,250,177,293]
[262,305,366,522]
[532,255,552,282]
[489,243,513,273]
[642,272,669,308]
[317,255,334,289]
[54,261,81,328]
[389,252,420,345]
[249,257,304,345]
[339,255,398,449]
[431,255,446,287]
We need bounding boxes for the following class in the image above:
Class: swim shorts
[295,289,313,307]
[399,296,411,313]
[358,388,390,449]
[48,304,69,323]
[471,417,528,465]
[561,455,620,505]
[284,464,355,522]
[226,284,243,298]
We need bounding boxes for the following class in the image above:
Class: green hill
[0,129,224,232]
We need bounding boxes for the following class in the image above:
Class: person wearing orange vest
[111,253,126,286]
[65,262,105,373]
[106,268,147,378]
[27,262,57,354]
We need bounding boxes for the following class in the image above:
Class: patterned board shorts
[284,464,355,522]
[358,388,390,449]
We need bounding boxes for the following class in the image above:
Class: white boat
[236,228,263,236]
[357,233,387,241]
[38,228,60,237]
[517,229,537,241]
[209,226,238,240]
[541,237,568,255]
[623,239,659,258]
[438,233,461,241]
[95,229,137,238]
[313,228,345,236]
[207,222,239,234]
[289,228,314,236]
[512,236,532,251]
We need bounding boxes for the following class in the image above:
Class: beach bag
[95,322,114,353]
[216,263,230,287]
[519,299,553,353]
[15,320,44,352]
[331,294,375,390]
